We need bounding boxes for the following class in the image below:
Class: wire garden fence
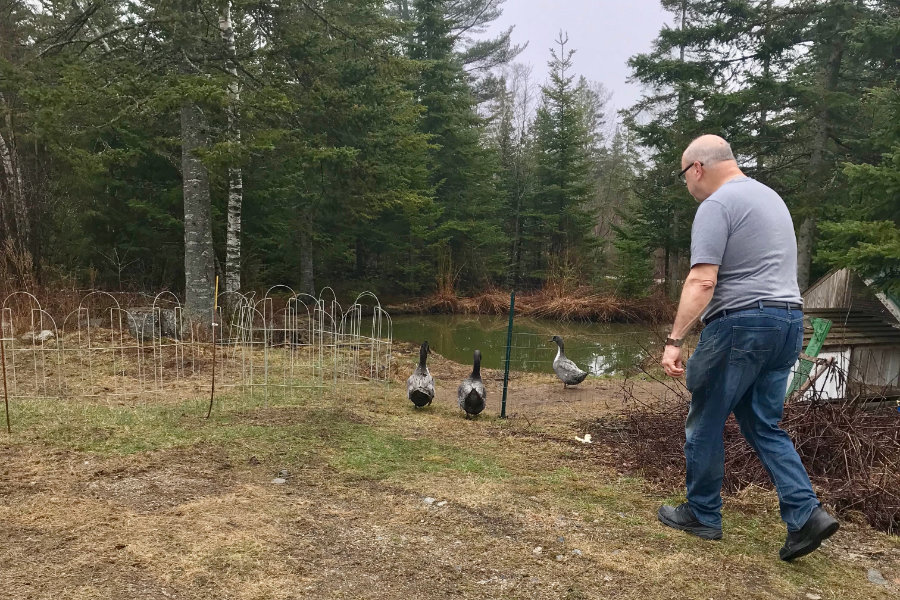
[0,287,392,407]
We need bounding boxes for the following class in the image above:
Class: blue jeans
[683,305,820,531]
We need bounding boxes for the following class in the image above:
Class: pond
[389,314,669,376]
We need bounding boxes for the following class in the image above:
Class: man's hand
[661,263,718,379]
[661,344,684,377]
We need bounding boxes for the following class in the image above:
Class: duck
[457,349,486,418]
[550,335,588,388]
[407,340,435,408]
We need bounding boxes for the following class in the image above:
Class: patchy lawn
[1,367,898,599]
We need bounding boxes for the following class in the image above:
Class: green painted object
[786,317,832,398]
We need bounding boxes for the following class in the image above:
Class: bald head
[682,135,736,166]
[680,135,744,201]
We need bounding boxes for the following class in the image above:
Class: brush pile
[588,373,900,534]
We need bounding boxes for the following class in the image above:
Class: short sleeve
[690,200,729,267]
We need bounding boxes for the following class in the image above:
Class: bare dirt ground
[1,344,898,599]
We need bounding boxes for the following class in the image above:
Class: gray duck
[457,349,486,418]
[551,335,588,388]
[407,340,435,408]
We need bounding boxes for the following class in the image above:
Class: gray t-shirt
[690,176,802,321]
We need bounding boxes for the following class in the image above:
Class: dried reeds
[401,286,675,323]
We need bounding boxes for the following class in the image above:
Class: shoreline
[386,287,676,323]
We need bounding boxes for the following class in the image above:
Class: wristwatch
[665,337,684,347]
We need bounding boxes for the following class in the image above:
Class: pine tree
[816,5,899,295]
[527,33,600,283]
[409,0,505,289]
[491,65,536,288]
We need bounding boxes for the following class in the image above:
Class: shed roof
[804,308,900,348]
[803,268,900,323]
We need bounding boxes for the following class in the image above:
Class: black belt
[704,301,802,325]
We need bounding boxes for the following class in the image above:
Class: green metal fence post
[500,291,515,419]
[786,317,832,399]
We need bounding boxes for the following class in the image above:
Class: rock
[76,314,104,329]
[555,554,564,562]
[125,308,180,341]
[271,478,286,485]
[867,569,888,586]
[575,434,592,444]
[436,500,447,507]
[18,330,56,344]
[423,497,436,505]
[571,549,582,556]
[557,536,565,543]
[806,594,822,600]
[532,546,543,555]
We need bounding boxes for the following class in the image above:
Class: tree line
[0,0,896,319]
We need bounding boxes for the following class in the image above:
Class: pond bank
[387,287,676,323]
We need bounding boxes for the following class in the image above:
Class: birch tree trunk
[220,0,243,295]
[181,100,215,321]
[0,129,18,243]
[0,92,29,253]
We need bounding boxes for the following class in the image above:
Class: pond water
[390,314,668,376]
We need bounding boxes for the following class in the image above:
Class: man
[658,135,839,561]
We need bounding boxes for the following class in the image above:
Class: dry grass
[395,286,674,323]
[1,368,898,599]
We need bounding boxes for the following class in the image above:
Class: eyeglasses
[678,161,703,183]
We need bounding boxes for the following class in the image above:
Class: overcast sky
[483,0,674,115]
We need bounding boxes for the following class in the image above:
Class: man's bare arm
[660,263,719,378]
[669,263,719,339]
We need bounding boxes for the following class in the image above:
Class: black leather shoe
[779,507,839,561]
[657,503,723,540]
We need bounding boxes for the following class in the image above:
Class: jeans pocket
[685,354,702,392]
[775,321,805,369]
[686,322,719,392]
[729,326,777,364]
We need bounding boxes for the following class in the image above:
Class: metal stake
[206,276,219,419]
[2,334,9,433]
[501,290,515,419]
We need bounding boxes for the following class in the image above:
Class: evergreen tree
[596,127,644,284]
[391,0,524,104]
[816,6,899,295]
[620,0,892,293]
[527,33,600,283]
[409,0,505,289]
[491,65,536,288]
